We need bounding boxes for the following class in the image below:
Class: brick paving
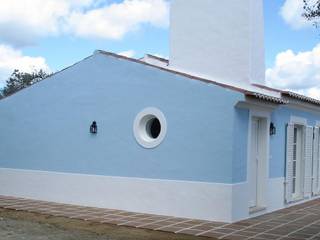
[0,195,320,239]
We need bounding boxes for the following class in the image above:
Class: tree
[2,69,48,97]
[303,0,320,27]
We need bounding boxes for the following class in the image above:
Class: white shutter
[304,126,314,198]
[312,127,319,195]
[285,124,294,203]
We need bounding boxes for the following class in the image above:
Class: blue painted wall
[0,53,245,184]
[270,106,320,178]
[232,108,249,183]
[230,105,320,181]
[2,53,319,184]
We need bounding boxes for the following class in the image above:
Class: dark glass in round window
[146,118,161,139]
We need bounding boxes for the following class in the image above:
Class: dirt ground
[0,208,211,240]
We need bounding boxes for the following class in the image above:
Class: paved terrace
[0,195,320,240]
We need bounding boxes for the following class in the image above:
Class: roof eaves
[96,50,249,94]
[97,50,291,106]
[145,54,169,63]
[253,83,320,107]
[245,91,288,104]
[282,91,320,106]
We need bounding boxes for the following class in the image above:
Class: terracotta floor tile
[170,222,196,228]
[237,220,260,226]
[235,231,260,237]
[124,218,157,225]
[186,220,210,225]
[295,230,318,237]
[251,238,274,240]
[214,228,237,234]
[152,219,179,225]
[254,222,280,229]
[198,231,226,238]
[99,214,125,219]
[224,224,247,230]
[266,226,300,235]
[3,195,320,239]
[289,232,315,239]
[254,233,282,239]
[190,223,225,231]
[221,234,249,240]
[242,227,266,234]
[119,221,146,228]
[144,216,171,222]
[128,214,152,219]
[157,226,184,233]
[123,218,156,225]
[234,221,253,227]
[116,212,140,217]
[177,228,204,235]
[284,237,308,240]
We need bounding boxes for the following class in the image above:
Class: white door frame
[249,117,260,208]
[247,109,270,211]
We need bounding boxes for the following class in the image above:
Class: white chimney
[169,0,265,87]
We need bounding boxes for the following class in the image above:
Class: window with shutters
[286,121,313,203]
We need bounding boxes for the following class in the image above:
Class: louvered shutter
[285,124,294,203]
[312,127,319,195]
[304,126,314,198]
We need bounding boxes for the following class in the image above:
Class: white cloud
[0,0,169,47]
[0,0,93,47]
[118,50,136,58]
[266,44,320,99]
[0,45,50,87]
[280,0,314,29]
[67,0,169,40]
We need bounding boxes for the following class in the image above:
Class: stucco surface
[232,108,249,183]
[270,106,320,178]
[170,0,265,86]
[0,53,244,184]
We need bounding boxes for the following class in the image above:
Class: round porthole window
[133,108,167,148]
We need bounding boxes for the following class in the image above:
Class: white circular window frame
[133,107,167,149]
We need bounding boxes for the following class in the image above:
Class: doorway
[249,117,268,210]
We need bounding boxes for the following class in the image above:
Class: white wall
[169,0,265,87]
[0,168,234,222]
[4,168,287,222]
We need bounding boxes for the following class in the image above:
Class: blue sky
[0,0,319,98]
[264,0,319,67]
[23,23,169,72]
